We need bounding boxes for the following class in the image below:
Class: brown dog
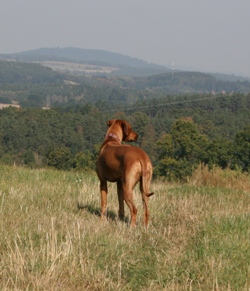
[96,119,154,227]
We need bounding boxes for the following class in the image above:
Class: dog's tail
[140,160,154,197]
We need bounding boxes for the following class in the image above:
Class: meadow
[0,164,249,290]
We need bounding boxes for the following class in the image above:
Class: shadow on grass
[77,202,129,224]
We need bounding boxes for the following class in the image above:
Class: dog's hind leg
[142,193,150,227]
[117,180,125,220]
[139,181,149,226]
[123,186,137,227]
[100,181,108,220]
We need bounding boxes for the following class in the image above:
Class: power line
[99,94,229,113]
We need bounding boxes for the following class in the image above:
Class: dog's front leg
[100,181,108,220]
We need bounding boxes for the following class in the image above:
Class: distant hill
[1,47,250,109]
[1,47,249,82]
[3,57,249,93]
[0,47,171,77]
[0,60,64,84]
[138,71,250,93]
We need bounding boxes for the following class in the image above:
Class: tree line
[1,92,250,181]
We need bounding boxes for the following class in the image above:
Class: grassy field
[0,164,249,290]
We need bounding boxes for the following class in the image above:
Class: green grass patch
[182,215,250,290]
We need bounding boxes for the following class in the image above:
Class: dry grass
[0,164,249,290]
[189,163,250,192]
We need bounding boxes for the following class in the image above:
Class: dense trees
[234,126,250,171]
[152,118,250,180]
[155,119,208,180]
[0,101,250,181]
[0,60,62,84]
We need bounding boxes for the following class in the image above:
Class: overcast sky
[1,0,250,76]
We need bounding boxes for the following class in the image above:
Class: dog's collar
[106,133,121,142]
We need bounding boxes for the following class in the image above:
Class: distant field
[0,103,20,109]
[0,164,249,290]
[40,61,119,75]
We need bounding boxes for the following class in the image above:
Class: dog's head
[107,119,138,142]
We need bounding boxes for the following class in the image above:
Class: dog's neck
[106,133,121,142]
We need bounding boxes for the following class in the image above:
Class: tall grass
[0,164,249,290]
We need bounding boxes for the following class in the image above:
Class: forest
[1,59,250,107]
[1,59,250,180]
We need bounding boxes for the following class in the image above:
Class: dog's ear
[121,120,131,136]
[107,119,114,127]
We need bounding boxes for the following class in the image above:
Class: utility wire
[99,93,229,113]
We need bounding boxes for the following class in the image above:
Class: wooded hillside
[1,59,250,180]
[1,60,250,108]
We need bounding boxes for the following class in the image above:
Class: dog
[96,119,154,227]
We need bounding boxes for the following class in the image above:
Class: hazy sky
[1,0,250,76]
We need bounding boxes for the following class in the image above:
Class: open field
[39,61,119,75]
[0,164,249,290]
[0,103,20,109]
